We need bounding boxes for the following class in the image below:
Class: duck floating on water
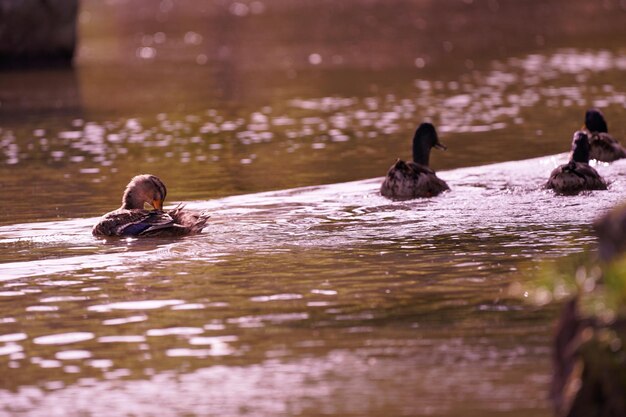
[546,131,607,195]
[584,108,626,162]
[380,123,449,200]
[92,174,209,237]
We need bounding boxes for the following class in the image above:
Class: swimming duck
[92,174,209,237]
[584,108,626,162]
[380,123,449,200]
[546,131,607,195]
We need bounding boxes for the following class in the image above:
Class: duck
[584,108,626,162]
[380,122,449,200]
[92,174,209,237]
[546,131,607,195]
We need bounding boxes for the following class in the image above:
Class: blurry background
[1,2,626,416]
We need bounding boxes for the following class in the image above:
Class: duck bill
[152,199,163,210]
[434,141,447,151]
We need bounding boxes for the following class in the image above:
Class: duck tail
[191,211,211,234]
[168,203,186,214]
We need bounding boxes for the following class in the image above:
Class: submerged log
[0,0,78,68]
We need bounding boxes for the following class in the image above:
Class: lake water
[1,0,626,416]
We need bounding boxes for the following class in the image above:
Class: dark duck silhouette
[92,174,209,237]
[380,123,449,200]
[584,108,626,162]
[546,131,607,195]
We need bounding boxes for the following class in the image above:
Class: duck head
[585,108,608,133]
[121,174,167,210]
[412,123,447,166]
[571,131,590,164]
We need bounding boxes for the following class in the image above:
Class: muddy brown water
[1,0,626,415]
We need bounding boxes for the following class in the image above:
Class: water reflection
[0,69,82,122]
[1,0,626,415]
[1,48,625,227]
[1,154,625,414]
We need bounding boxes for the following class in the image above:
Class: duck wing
[571,162,608,190]
[406,162,449,195]
[165,205,210,235]
[546,161,607,194]
[405,161,436,176]
[589,132,626,162]
[381,159,449,199]
[92,209,176,237]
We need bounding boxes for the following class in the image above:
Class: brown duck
[92,174,209,237]
[546,131,607,195]
[585,108,626,162]
[380,122,449,200]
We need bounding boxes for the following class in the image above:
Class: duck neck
[121,189,144,210]
[571,143,590,164]
[412,139,431,166]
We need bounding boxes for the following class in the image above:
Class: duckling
[546,131,607,195]
[584,108,626,162]
[380,123,449,200]
[92,174,209,237]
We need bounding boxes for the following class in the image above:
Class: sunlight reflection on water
[2,152,620,279]
[0,153,624,417]
[1,4,626,410]
[2,49,625,180]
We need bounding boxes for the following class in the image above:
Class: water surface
[2,155,626,416]
[1,0,626,415]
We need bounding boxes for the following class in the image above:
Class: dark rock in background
[0,0,78,68]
